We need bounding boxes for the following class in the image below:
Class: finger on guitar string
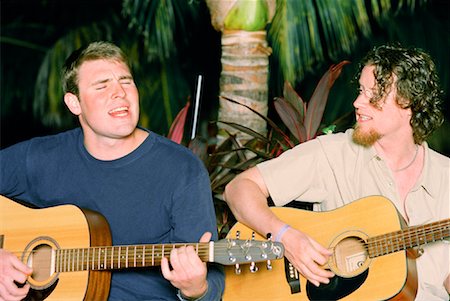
[0,249,32,281]
[160,243,208,299]
[0,249,33,300]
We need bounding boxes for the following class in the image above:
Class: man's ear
[64,93,81,115]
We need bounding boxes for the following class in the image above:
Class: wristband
[274,224,290,242]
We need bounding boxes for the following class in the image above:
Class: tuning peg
[250,262,259,273]
[235,263,241,275]
[266,259,272,270]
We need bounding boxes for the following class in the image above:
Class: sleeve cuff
[176,285,209,301]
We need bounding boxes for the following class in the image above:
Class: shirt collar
[355,135,436,198]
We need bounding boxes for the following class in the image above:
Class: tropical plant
[121,0,427,146]
[168,61,351,237]
[3,0,428,146]
[273,60,351,144]
[205,0,276,144]
[10,0,209,136]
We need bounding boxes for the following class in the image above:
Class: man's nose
[111,81,126,98]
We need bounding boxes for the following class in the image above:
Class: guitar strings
[10,249,212,271]
[367,222,449,246]
[8,239,284,256]
[315,221,450,259]
[366,222,450,257]
[11,223,448,261]
[10,221,448,269]
[8,241,282,270]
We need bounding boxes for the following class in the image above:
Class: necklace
[393,144,419,172]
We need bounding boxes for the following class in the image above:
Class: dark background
[1,0,449,155]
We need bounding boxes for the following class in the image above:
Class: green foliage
[31,14,191,134]
[224,0,269,31]
[33,21,117,129]
[168,62,350,237]
[268,0,427,84]
[166,102,189,144]
[274,61,351,143]
[122,0,201,63]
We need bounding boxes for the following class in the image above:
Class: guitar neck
[368,219,450,258]
[55,243,211,272]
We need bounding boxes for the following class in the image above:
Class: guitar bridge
[284,258,301,294]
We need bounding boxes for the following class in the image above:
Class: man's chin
[352,124,381,147]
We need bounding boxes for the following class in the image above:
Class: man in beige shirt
[224,44,449,300]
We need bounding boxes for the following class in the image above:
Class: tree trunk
[205,0,275,145]
[217,30,271,145]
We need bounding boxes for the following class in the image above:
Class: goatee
[352,124,381,147]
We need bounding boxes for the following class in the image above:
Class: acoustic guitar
[0,195,284,301]
[223,195,450,300]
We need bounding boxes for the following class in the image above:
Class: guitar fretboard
[55,243,210,272]
[367,219,450,258]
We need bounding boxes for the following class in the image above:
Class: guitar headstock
[213,237,284,267]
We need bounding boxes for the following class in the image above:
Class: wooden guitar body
[1,196,112,301]
[1,195,284,300]
[223,196,424,301]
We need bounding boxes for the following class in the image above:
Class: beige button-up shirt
[258,129,449,300]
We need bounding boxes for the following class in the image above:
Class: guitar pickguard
[306,270,369,300]
[23,280,58,301]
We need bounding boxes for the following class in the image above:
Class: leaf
[167,101,190,144]
[269,0,324,83]
[283,80,305,119]
[321,124,336,135]
[273,97,306,142]
[188,137,208,163]
[217,121,269,143]
[219,152,263,170]
[211,172,237,193]
[304,60,351,139]
[207,135,235,173]
[220,96,295,148]
[224,129,249,162]
[224,0,269,31]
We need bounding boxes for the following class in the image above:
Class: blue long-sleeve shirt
[0,127,224,300]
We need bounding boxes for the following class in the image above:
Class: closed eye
[119,76,134,85]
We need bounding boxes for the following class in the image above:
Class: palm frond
[269,0,323,82]
[269,0,427,84]
[33,21,116,128]
[122,0,200,63]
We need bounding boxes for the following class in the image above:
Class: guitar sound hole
[22,236,60,290]
[28,244,54,282]
[332,236,368,276]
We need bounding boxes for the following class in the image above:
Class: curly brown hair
[356,44,444,144]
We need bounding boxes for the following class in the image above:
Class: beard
[352,124,381,147]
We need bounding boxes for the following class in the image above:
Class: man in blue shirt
[0,41,224,300]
